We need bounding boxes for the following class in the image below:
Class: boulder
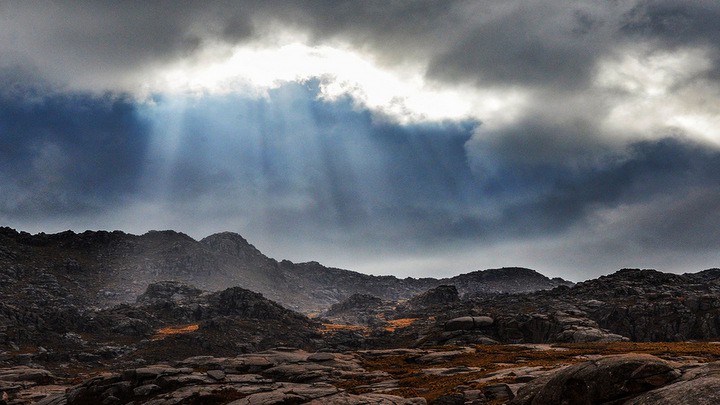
[625,362,720,405]
[444,316,494,331]
[484,383,514,401]
[406,285,459,308]
[136,281,203,305]
[0,367,55,384]
[307,352,335,362]
[206,370,225,380]
[510,354,680,405]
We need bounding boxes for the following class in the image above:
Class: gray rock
[625,376,720,405]
[625,362,720,405]
[484,383,514,401]
[511,354,680,405]
[307,352,335,362]
[206,369,225,380]
[463,389,484,401]
[101,395,120,405]
[133,366,182,380]
[228,390,306,404]
[444,316,494,331]
[0,367,55,384]
[133,383,160,396]
[416,349,470,364]
[309,392,427,404]
[262,363,331,382]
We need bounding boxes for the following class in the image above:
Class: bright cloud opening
[150,42,528,125]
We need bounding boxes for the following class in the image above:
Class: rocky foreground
[4,343,720,404]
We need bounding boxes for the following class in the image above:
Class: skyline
[2,1,720,280]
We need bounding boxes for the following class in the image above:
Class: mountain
[0,227,571,313]
[447,267,573,296]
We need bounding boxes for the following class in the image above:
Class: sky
[1,1,720,281]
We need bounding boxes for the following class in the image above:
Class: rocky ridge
[0,227,571,315]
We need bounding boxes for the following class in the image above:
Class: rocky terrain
[321,268,720,349]
[5,344,720,404]
[4,227,720,403]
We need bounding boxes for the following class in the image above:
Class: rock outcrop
[511,354,680,404]
[625,362,720,405]
[26,350,427,405]
[405,268,720,346]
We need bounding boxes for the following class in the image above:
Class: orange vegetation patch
[320,323,370,335]
[151,324,199,340]
[384,318,419,333]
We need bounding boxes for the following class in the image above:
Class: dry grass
[151,324,199,340]
[554,341,720,357]
[320,323,371,335]
[384,318,420,332]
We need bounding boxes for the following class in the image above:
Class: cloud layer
[1,2,720,279]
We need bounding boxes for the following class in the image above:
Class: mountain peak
[142,229,196,242]
[200,231,265,259]
[447,267,573,296]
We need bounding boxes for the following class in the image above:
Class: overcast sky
[2,1,720,280]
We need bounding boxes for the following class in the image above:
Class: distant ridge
[0,227,572,312]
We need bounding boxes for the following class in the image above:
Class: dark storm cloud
[621,0,720,47]
[255,1,619,90]
[257,1,620,90]
[4,1,719,93]
[620,0,720,81]
[468,116,610,166]
[0,69,151,218]
[620,188,720,252]
[290,1,720,92]
[0,1,255,88]
[426,4,611,89]
[451,135,720,249]
[528,142,670,220]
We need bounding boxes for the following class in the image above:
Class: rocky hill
[450,267,572,297]
[365,268,720,348]
[0,227,571,313]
